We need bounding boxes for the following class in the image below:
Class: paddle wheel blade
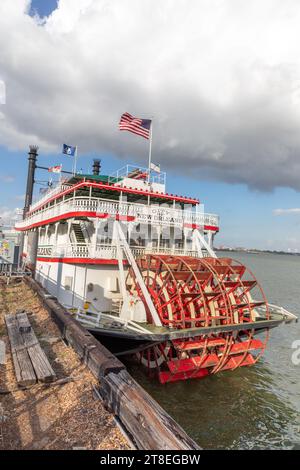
[126,255,270,383]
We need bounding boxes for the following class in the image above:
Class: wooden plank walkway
[4,312,56,386]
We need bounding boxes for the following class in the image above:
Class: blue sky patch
[29,0,58,18]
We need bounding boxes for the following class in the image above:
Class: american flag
[119,112,152,139]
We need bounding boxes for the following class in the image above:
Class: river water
[127,251,300,449]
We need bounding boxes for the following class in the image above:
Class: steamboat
[16,146,297,383]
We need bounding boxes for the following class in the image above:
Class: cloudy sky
[1,0,300,250]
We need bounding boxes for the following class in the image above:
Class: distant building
[0,223,21,265]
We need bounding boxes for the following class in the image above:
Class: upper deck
[15,165,219,233]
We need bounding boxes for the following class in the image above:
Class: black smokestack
[92,159,101,176]
[24,145,38,217]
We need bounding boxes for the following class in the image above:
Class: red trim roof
[15,211,138,230]
[15,210,219,232]
[28,180,199,216]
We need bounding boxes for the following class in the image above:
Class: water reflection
[127,360,300,449]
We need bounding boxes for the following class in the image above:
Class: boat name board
[37,246,53,256]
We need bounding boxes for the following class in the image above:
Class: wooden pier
[25,276,200,450]
[0,278,129,450]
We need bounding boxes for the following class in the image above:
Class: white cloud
[273,208,300,215]
[0,175,15,183]
[1,1,300,189]
[0,79,5,105]
[0,206,21,223]
[15,194,25,201]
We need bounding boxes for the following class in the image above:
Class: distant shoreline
[215,248,300,256]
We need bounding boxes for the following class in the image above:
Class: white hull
[36,260,122,312]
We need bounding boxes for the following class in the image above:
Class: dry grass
[0,278,129,450]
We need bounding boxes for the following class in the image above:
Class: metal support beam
[113,221,162,327]
[193,229,217,258]
[192,229,203,258]
[113,222,127,300]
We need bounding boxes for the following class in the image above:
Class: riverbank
[0,277,129,450]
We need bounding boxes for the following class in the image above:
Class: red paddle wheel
[126,255,270,383]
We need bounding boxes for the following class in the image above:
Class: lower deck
[35,259,122,312]
[35,259,297,340]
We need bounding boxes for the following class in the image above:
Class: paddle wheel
[126,255,270,383]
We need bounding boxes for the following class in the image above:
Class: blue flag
[63,143,76,156]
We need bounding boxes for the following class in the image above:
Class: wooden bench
[5,312,56,387]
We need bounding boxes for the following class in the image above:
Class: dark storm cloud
[1,0,300,191]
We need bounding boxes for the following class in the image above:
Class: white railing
[37,243,204,260]
[75,310,154,334]
[108,164,166,186]
[30,181,67,212]
[16,196,219,231]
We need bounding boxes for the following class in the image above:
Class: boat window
[64,276,73,291]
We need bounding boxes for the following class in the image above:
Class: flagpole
[147,120,153,183]
[73,146,78,176]
[71,151,74,176]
